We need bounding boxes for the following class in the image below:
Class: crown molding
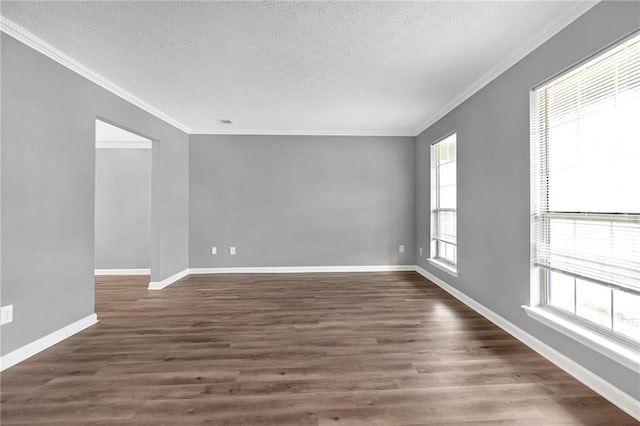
[0,16,191,134]
[0,16,414,138]
[412,1,600,136]
[189,129,416,137]
[2,2,599,139]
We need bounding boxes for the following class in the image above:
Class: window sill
[428,258,458,277]
[522,305,640,372]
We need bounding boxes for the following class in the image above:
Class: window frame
[430,132,458,275]
[540,267,640,349]
[526,31,640,369]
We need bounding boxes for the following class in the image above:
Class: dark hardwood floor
[1,272,636,425]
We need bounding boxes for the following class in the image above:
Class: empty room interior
[1,1,639,424]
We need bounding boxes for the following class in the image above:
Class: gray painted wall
[189,135,416,268]
[95,148,151,269]
[416,2,640,398]
[1,33,189,356]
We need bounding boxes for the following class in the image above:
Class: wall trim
[414,266,640,421]
[148,268,189,290]
[0,314,98,371]
[95,268,150,276]
[188,265,416,274]
[96,141,152,149]
[189,129,415,137]
[0,16,413,138]
[0,17,190,133]
[412,1,599,136]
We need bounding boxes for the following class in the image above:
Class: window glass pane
[437,211,456,243]
[548,271,575,313]
[434,240,456,265]
[439,162,456,187]
[545,216,640,290]
[436,212,446,240]
[451,212,456,243]
[437,136,456,165]
[443,242,455,264]
[613,290,640,341]
[547,217,576,259]
[430,145,437,208]
[576,279,611,329]
[547,73,640,214]
[439,186,456,209]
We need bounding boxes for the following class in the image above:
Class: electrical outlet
[211,246,217,255]
[399,245,405,253]
[230,246,236,255]
[419,247,423,256]
[1,305,13,325]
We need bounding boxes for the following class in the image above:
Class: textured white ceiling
[1,1,592,135]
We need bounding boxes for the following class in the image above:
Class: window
[430,133,457,272]
[530,33,640,348]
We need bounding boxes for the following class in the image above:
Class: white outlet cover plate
[1,305,14,325]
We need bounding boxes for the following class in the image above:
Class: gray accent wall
[416,2,640,398]
[189,135,416,268]
[1,33,189,356]
[95,148,151,269]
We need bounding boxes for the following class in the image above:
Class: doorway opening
[94,119,152,276]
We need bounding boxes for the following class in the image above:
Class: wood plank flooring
[1,272,636,425]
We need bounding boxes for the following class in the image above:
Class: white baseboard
[188,265,416,274]
[415,266,640,421]
[95,268,150,276]
[148,268,189,290]
[0,313,98,371]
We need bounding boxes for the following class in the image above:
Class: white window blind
[531,32,640,338]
